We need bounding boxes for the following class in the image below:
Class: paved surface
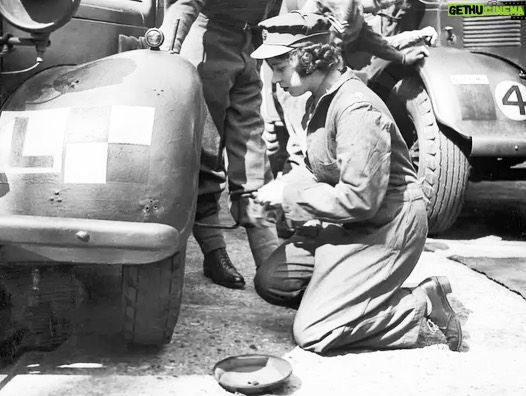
[449,255,526,299]
[0,180,525,395]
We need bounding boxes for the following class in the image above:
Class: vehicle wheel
[121,245,186,346]
[389,77,470,235]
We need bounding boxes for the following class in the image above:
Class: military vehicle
[0,0,204,349]
[378,0,526,234]
[267,0,526,234]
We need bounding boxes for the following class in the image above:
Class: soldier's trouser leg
[223,42,278,268]
[192,107,227,255]
[179,16,230,256]
[180,15,278,263]
[254,195,428,353]
[193,196,226,255]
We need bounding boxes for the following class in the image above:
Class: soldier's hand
[230,194,262,227]
[230,194,280,228]
[419,26,438,47]
[263,123,281,155]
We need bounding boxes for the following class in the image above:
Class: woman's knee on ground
[293,311,353,354]
[253,249,304,308]
[292,313,333,353]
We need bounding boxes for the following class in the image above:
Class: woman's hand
[254,180,286,207]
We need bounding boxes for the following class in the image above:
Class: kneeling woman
[251,12,462,353]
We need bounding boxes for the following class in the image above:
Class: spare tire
[389,77,470,235]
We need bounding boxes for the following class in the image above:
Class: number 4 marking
[502,85,526,116]
[495,81,526,121]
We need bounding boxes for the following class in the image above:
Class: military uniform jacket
[161,0,281,52]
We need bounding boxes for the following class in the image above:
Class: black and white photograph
[0,0,525,394]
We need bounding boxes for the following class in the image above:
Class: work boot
[417,276,463,351]
[203,248,245,289]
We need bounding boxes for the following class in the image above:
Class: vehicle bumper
[462,121,526,157]
[0,215,179,265]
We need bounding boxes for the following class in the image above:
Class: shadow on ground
[438,181,526,241]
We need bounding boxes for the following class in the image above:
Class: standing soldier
[159,1,283,289]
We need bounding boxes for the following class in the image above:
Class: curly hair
[289,42,342,77]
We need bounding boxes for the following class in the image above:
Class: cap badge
[262,29,268,42]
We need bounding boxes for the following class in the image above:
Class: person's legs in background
[223,33,278,269]
[181,16,246,289]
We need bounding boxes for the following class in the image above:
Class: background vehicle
[266,0,526,235]
[371,0,526,234]
[0,0,204,349]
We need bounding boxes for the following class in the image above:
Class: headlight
[144,28,164,50]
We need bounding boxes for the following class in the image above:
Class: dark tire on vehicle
[121,245,186,346]
[389,77,471,235]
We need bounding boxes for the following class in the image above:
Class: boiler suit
[254,69,429,353]
[269,0,416,174]
[160,1,282,262]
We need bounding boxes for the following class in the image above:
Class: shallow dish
[212,354,293,394]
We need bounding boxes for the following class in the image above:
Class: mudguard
[418,47,526,157]
[0,49,205,264]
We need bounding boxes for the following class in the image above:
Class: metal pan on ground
[213,354,293,394]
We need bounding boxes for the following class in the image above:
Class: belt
[340,184,425,230]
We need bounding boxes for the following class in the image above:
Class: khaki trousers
[179,14,275,255]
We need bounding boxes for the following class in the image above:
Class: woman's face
[267,56,309,97]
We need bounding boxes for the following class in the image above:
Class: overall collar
[306,67,357,121]
[319,66,356,100]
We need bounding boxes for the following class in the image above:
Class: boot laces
[217,249,236,270]
[426,318,440,334]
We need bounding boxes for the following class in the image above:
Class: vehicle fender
[417,47,526,156]
[0,49,205,251]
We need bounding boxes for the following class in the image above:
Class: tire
[121,245,186,346]
[389,77,470,235]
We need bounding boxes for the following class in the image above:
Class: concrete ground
[0,180,525,395]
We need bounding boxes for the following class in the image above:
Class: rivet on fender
[75,231,90,242]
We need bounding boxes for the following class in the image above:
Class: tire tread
[121,245,186,345]
[390,77,470,235]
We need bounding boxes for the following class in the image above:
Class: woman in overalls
[251,12,462,353]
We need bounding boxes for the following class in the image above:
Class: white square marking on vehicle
[108,106,155,146]
[450,75,489,85]
[64,142,108,184]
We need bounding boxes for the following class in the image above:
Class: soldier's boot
[203,248,245,289]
